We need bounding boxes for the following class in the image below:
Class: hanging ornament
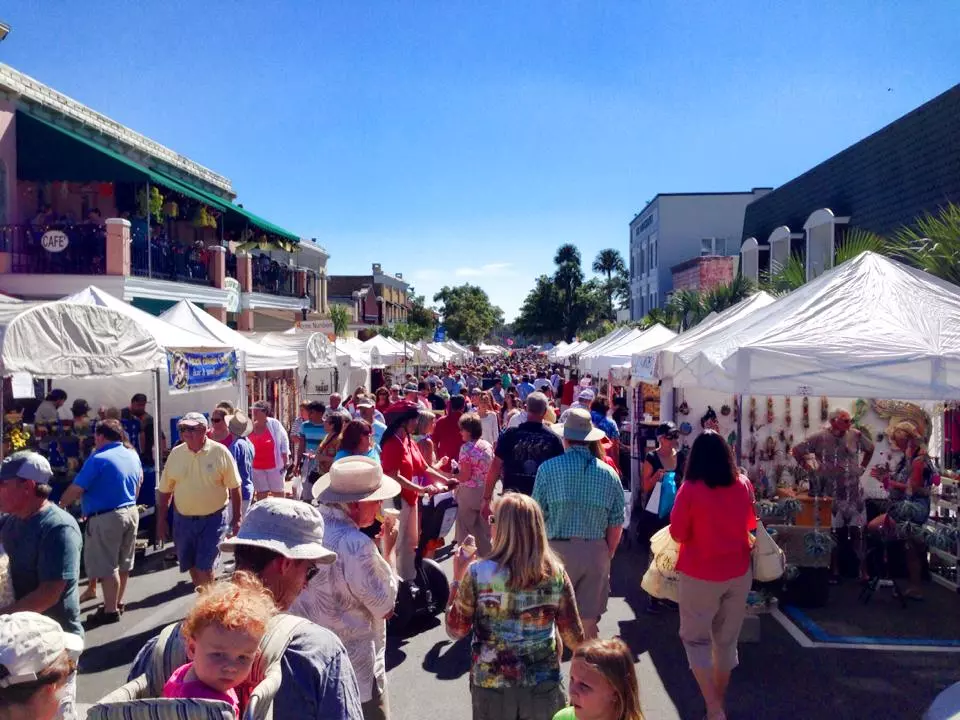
[784,397,792,426]
[802,397,810,429]
[748,397,757,431]
[766,396,775,424]
[820,396,830,422]
[678,401,689,416]
[720,404,732,416]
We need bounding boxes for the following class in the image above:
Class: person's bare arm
[228,487,242,535]
[481,456,503,518]
[58,483,84,510]
[0,580,67,615]
[605,525,623,558]
[156,490,172,543]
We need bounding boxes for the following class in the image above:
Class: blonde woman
[477,391,501,447]
[446,493,585,720]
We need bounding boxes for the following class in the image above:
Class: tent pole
[735,394,743,467]
[146,179,152,279]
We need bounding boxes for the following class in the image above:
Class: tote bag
[752,522,786,582]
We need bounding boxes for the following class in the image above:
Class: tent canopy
[160,301,298,372]
[361,335,411,365]
[1,301,164,377]
[61,286,230,351]
[586,324,676,376]
[678,253,960,400]
[255,330,370,371]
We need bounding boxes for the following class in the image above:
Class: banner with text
[167,350,238,393]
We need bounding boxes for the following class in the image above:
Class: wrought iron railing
[251,255,297,297]
[130,234,210,285]
[3,224,106,275]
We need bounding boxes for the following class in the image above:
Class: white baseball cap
[0,612,83,688]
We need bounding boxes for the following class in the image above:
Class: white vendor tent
[553,340,589,364]
[709,253,960,400]
[361,335,411,365]
[478,343,506,356]
[160,300,299,372]
[588,324,676,377]
[546,341,569,361]
[442,340,472,361]
[255,330,370,398]
[55,286,240,433]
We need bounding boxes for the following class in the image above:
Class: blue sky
[3,2,959,319]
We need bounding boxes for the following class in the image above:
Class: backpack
[88,614,309,720]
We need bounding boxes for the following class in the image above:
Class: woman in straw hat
[291,456,401,720]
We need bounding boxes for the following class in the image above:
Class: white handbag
[752,522,786,582]
[644,482,662,514]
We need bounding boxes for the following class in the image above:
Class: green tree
[639,306,679,330]
[592,249,627,320]
[514,275,565,342]
[895,202,960,285]
[328,304,351,338]
[406,292,437,338]
[433,284,504,345]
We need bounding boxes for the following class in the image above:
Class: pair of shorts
[471,681,565,720]
[172,507,225,572]
[831,499,866,529]
[252,467,285,493]
[550,538,610,620]
[84,505,139,577]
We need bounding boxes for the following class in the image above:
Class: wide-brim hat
[550,408,606,442]
[228,411,253,438]
[313,455,401,504]
[219,497,337,564]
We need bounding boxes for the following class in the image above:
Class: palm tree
[668,289,706,331]
[895,202,960,285]
[554,244,582,267]
[701,273,756,315]
[593,249,627,320]
[328,304,351,394]
[641,306,678,330]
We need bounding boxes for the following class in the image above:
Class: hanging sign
[167,350,238,393]
[10,372,36,399]
[40,230,69,253]
[224,277,241,313]
[433,325,446,342]
[631,354,656,381]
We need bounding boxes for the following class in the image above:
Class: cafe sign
[41,230,69,253]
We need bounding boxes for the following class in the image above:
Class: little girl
[163,572,276,716]
[554,638,644,720]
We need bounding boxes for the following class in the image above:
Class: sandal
[86,608,121,626]
[78,588,98,603]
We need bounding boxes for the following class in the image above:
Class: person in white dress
[476,391,501,448]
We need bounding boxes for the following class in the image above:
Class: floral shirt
[590,411,620,441]
[458,439,494,489]
[290,506,398,704]
[445,559,584,688]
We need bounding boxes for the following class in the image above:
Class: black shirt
[121,408,156,466]
[427,393,447,413]
[495,421,565,495]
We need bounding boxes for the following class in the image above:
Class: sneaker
[86,608,121,626]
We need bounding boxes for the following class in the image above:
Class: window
[701,238,713,256]
[649,292,657,311]
[649,233,657,270]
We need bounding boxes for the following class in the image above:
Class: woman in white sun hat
[0,611,84,720]
[291,456,401,720]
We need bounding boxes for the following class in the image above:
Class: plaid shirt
[532,446,625,540]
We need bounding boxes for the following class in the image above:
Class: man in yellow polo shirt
[157,412,241,587]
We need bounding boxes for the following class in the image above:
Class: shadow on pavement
[422,637,471,680]
[122,579,195,613]
[78,624,168,675]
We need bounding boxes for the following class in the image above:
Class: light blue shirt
[372,420,387,448]
[73,441,142,516]
[334,447,381,463]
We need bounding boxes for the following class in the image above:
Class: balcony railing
[251,255,297,297]
[130,232,210,285]
[2,224,106,275]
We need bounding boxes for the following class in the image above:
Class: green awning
[16,111,300,244]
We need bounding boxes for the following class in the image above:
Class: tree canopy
[433,284,504,345]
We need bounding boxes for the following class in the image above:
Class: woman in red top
[380,403,450,581]
[669,431,756,720]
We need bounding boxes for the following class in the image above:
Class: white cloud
[454,262,514,278]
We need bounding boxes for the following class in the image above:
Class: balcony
[2,224,106,275]
[250,254,298,297]
[130,229,210,285]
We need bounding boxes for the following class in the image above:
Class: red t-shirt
[432,411,464,464]
[561,380,576,406]
[670,475,757,582]
[381,434,427,505]
[249,429,276,470]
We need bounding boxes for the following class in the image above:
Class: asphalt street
[75,540,960,719]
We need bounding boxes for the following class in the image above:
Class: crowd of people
[0,353,763,720]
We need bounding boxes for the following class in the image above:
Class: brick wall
[671,256,736,294]
[672,265,702,292]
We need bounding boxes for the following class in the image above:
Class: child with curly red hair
[162,572,276,716]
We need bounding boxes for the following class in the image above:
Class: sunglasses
[305,564,320,582]
[660,432,680,441]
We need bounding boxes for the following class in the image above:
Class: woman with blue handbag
[639,422,686,614]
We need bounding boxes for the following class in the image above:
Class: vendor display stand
[929,472,960,591]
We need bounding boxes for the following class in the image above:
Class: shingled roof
[743,84,960,244]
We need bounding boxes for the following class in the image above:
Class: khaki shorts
[471,682,564,720]
[550,538,610,620]
[84,505,139,578]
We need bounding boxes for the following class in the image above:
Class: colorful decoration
[766,396,775,424]
[820,396,830,422]
[163,200,179,219]
[678,401,689,416]
[98,182,114,197]
[720,404,732,416]
[749,397,757,430]
[784,397,792,426]
[802,397,810,429]
[803,530,835,557]
[193,205,218,229]
[137,186,165,224]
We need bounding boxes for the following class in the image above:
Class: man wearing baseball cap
[533,409,625,640]
[0,611,84,720]
[0,451,83,717]
[156,412,242,587]
[131,497,364,719]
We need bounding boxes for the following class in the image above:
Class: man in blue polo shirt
[59,418,142,624]
[297,400,328,499]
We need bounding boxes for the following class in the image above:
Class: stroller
[388,490,458,635]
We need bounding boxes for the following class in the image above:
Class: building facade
[0,63,329,330]
[327,263,410,326]
[740,83,960,283]
[670,255,736,294]
[628,189,770,320]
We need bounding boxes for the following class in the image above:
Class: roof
[743,84,960,243]
[327,276,373,298]
[631,189,773,224]
[0,63,233,195]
